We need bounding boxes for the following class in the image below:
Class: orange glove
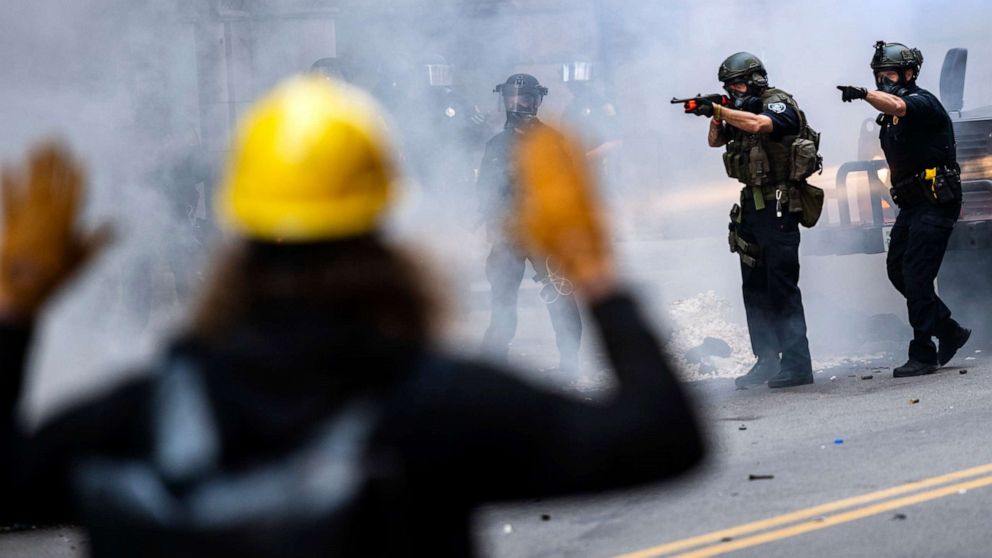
[0,143,111,319]
[514,125,613,293]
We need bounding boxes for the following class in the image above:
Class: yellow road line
[673,474,992,558]
[613,462,992,558]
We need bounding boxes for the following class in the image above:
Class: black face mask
[731,93,763,114]
[876,74,910,97]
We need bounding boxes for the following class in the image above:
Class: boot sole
[893,365,938,378]
[768,376,814,388]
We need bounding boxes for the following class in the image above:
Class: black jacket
[0,292,704,556]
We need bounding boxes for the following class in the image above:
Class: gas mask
[875,72,910,97]
[724,78,765,114]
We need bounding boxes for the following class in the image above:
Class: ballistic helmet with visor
[218,76,396,242]
[495,73,548,116]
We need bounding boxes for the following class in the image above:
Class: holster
[728,203,760,267]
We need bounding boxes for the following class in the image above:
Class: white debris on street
[666,291,890,381]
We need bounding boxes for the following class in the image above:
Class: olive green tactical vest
[722,88,808,190]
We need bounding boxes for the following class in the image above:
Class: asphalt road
[4,239,988,557]
[477,351,992,558]
[8,351,990,558]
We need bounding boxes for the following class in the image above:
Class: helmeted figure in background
[687,52,817,388]
[0,76,703,557]
[372,54,489,219]
[478,73,582,374]
[559,59,622,181]
[838,41,971,376]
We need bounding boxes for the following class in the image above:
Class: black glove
[837,85,868,102]
[685,98,714,117]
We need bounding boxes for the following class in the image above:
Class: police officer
[688,52,815,388]
[838,41,971,376]
[559,60,622,177]
[478,74,582,374]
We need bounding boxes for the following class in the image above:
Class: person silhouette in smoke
[0,76,703,557]
[478,73,583,375]
[559,59,622,180]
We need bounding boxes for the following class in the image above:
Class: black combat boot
[938,327,971,366]
[734,358,779,388]
[767,369,814,388]
[893,359,939,377]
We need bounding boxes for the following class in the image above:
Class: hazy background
[2,0,991,421]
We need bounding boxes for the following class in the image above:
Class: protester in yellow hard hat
[0,76,704,557]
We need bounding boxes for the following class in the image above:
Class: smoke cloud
[3,0,991,419]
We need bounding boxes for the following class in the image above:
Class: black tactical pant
[886,202,962,363]
[737,198,813,376]
[482,243,582,371]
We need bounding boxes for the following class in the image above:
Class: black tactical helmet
[495,73,548,116]
[718,52,768,88]
[870,40,923,77]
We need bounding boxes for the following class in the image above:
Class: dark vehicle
[805,48,992,339]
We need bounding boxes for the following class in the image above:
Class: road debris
[910,398,920,404]
[720,537,733,542]
[503,524,513,534]
[830,375,837,381]
[748,474,774,481]
[959,369,968,375]
[541,514,551,521]
[861,375,874,380]
[738,425,747,431]
[965,357,976,361]
[834,439,844,444]
[892,513,907,520]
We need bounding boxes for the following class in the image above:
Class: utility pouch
[797,181,825,227]
[789,136,822,181]
[787,186,803,214]
[723,151,740,180]
[748,145,770,185]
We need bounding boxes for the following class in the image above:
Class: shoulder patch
[767,102,787,114]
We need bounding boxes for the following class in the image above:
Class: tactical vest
[722,88,820,197]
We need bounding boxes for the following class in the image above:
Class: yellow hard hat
[218,76,395,242]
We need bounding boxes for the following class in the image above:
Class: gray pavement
[478,351,992,558]
[5,353,992,557]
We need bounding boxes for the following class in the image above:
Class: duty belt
[890,165,961,208]
[740,184,778,211]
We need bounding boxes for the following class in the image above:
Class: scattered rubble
[667,292,896,382]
